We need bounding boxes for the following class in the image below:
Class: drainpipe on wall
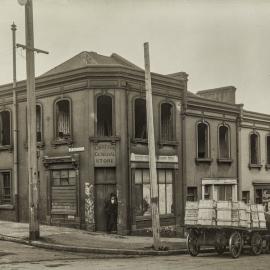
[11,23,19,222]
[237,104,244,201]
[181,73,188,235]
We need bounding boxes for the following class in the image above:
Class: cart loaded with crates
[185,200,270,258]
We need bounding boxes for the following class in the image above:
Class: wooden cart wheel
[250,232,263,256]
[187,231,200,257]
[229,231,242,259]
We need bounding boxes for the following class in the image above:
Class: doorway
[95,168,116,231]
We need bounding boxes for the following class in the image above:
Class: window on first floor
[242,191,250,204]
[36,104,42,142]
[134,169,173,216]
[134,98,147,139]
[267,136,270,165]
[55,99,71,140]
[197,122,209,159]
[0,171,11,205]
[160,102,174,141]
[0,111,11,146]
[250,133,260,165]
[187,187,197,201]
[219,125,230,159]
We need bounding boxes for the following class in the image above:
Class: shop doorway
[95,168,116,231]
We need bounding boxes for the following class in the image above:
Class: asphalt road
[1,240,270,270]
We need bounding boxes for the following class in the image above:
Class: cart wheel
[250,233,263,256]
[187,231,200,257]
[229,231,242,259]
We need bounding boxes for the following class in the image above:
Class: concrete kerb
[0,234,187,256]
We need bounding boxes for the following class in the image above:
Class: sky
[0,0,270,114]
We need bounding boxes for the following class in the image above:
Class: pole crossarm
[16,43,49,54]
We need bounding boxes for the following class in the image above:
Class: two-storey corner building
[182,87,241,208]
[238,109,270,211]
[0,51,186,235]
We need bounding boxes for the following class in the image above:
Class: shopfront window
[217,185,232,201]
[255,186,270,211]
[0,171,11,205]
[134,169,173,216]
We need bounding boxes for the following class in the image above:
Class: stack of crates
[197,200,216,226]
[184,201,198,225]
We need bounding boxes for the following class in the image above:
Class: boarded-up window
[161,103,173,141]
[51,169,77,215]
[135,169,173,216]
[219,125,229,159]
[97,95,112,136]
[250,133,259,164]
[0,111,11,146]
[134,98,147,139]
[197,122,209,158]
[36,105,42,142]
[267,136,270,164]
[0,172,11,204]
[56,100,71,139]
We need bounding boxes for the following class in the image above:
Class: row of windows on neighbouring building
[196,122,270,165]
[0,96,175,146]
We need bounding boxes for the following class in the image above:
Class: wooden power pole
[17,0,48,241]
[144,42,161,250]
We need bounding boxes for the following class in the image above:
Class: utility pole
[17,0,48,241]
[144,42,161,250]
[11,23,19,222]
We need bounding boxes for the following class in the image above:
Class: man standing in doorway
[104,193,118,233]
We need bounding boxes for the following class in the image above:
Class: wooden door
[95,168,116,231]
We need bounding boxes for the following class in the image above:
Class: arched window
[197,122,209,159]
[161,103,174,141]
[96,95,112,136]
[36,104,42,142]
[55,99,71,139]
[134,98,147,139]
[219,125,230,159]
[0,111,11,146]
[250,133,259,165]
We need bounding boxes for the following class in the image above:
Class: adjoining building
[0,51,269,235]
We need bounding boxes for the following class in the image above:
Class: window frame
[217,123,232,163]
[159,101,176,144]
[0,170,13,208]
[0,109,12,150]
[95,93,115,137]
[196,120,212,163]
[53,97,73,145]
[133,97,148,142]
[249,131,262,169]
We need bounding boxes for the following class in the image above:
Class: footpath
[0,221,187,256]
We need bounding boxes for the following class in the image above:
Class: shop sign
[94,143,116,167]
[69,147,85,152]
[130,153,178,163]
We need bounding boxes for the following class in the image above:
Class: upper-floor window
[0,111,11,146]
[160,102,174,141]
[266,136,270,165]
[96,95,112,136]
[134,98,147,139]
[197,122,209,159]
[218,125,230,159]
[55,99,71,140]
[250,133,260,165]
[36,104,42,143]
[0,171,11,205]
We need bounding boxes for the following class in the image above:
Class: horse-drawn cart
[186,224,269,258]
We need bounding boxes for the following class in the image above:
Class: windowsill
[217,158,233,164]
[89,136,120,143]
[158,140,178,146]
[24,142,45,149]
[0,145,13,152]
[131,138,148,144]
[195,158,213,164]
[0,204,14,210]
[249,163,262,169]
[136,214,175,221]
[52,138,73,146]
